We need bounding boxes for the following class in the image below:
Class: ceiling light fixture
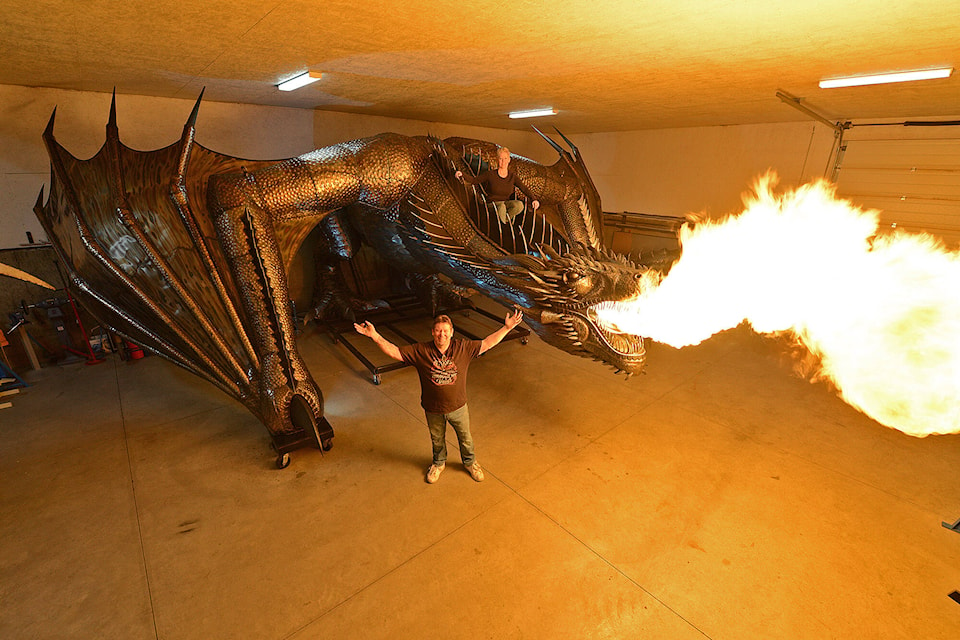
[508,108,557,119]
[277,71,323,91]
[819,67,953,89]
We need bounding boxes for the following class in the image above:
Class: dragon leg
[202,134,433,441]
[213,195,325,441]
[308,209,389,322]
[402,273,476,316]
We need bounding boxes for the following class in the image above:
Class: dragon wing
[34,92,279,410]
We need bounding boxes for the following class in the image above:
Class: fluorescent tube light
[278,71,322,91]
[819,67,952,89]
[508,108,557,119]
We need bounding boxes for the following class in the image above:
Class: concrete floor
[2,305,959,639]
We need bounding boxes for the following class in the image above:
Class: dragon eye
[563,270,594,295]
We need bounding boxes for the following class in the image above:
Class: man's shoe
[426,463,445,484]
[467,461,485,482]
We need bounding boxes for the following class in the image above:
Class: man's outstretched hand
[504,308,524,330]
[354,320,376,337]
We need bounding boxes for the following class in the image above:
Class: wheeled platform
[269,416,335,469]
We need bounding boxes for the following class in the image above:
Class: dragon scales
[34,94,653,462]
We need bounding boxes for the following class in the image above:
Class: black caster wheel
[520,336,528,345]
[373,374,381,385]
[321,438,333,451]
[276,453,291,469]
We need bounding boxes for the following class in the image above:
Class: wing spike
[44,107,57,139]
[177,94,202,172]
[186,88,205,129]
[167,94,259,369]
[107,88,119,138]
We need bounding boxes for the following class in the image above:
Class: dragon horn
[531,125,566,158]
[553,127,580,160]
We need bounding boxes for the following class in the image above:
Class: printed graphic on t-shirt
[430,354,458,386]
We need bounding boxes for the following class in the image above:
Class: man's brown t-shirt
[461,168,535,202]
[399,338,482,413]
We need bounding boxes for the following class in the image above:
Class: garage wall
[569,121,839,220]
[566,121,839,260]
[569,118,960,252]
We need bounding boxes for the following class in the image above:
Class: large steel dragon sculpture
[34,93,653,464]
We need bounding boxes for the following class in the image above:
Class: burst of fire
[599,173,960,437]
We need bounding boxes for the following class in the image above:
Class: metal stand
[326,295,529,384]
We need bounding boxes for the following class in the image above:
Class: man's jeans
[425,404,475,466]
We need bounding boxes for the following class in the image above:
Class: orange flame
[599,173,960,437]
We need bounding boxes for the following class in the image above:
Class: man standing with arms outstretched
[355,309,523,483]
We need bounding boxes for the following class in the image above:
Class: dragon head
[419,132,661,376]
[492,243,652,376]
[490,131,650,375]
